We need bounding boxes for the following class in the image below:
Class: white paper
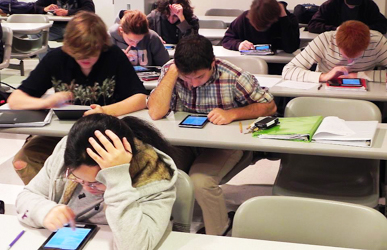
[276,80,319,90]
[314,116,355,137]
[253,76,282,88]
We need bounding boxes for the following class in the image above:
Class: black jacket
[35,0,95,15]
[308,0,387,34]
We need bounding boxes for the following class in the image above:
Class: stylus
[75,198,104,220]
[7,230,25,250]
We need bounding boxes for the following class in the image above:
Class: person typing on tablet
[109,10,170,66]
[147,35,276,236]
[16,114,178,250]
[282,20,387,83]
[7,12,148,185]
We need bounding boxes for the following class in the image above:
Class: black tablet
[133,66,161,72]
[179,114,209,128]
[53,106,91,120]
[38,224,99,250]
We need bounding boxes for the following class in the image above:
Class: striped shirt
[157,59,273,114]
[282,30,387,83]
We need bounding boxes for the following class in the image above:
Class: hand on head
[43,205,75,231]
[169,4,184,21]
[86,130,133,170]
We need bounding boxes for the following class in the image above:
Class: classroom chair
[0,26,13,99]
[8,14,50,76]
[232,196,387,250]
[171,169,195,232]
[198,20,227,29]
[205,8,244,17]
[220,56,268,74]
[273,97,381,208]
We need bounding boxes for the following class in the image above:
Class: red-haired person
[109,10,169,66]
[282,20,387,83]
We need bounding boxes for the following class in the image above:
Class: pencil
[239,121,243,133]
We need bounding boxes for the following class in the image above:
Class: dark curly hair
[156,0,195,22]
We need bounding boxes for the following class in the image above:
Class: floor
[0,57,282,234]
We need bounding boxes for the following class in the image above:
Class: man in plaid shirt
[148,35,277,236]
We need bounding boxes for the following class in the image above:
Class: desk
[0,214,357,250]
[0,14,72,22]
[299,27,318,42]
[1,22,53,34]
[197,15,236,26]
[168,46,297,64]
[198,28,226,39]
[1,110,387,160]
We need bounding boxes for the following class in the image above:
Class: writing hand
[43,205,75,231]
[86,130,133,170]
[238,40,254,51]
[208,108,234,125]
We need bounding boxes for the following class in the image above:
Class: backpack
[293,3,319,24]
[0,0,35,15]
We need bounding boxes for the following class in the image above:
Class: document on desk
[253,76,282,88]
[276,80,319,90]
[0,109,53,127]
[312,117,378,147]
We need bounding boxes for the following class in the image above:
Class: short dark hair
[156,0,194,21]
[63,114,177,172]
[174,35,215,74]
[247,0,281,31]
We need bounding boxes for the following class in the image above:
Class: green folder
[253,116,323,142]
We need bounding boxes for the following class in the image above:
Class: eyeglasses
[65,168,104,190]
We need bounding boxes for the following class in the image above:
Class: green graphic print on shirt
[52,76,116,106]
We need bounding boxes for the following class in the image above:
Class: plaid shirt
[156,59,274,114]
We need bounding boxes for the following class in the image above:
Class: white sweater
[15,137,177,250]
[282,30,387,83]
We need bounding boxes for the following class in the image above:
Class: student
[35,0,95,41]
[222,0,299,54]
[282,20,387,83]
[7,11,148,185]
[147,35,277,236]
[308,0,387,34]
[147,0,199,44]
[16,113,178,250]
[109,10,170,66]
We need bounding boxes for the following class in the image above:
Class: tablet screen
[43,227,91,249]
[341,78,361,85]
[181,116,208,126]
[255,45,270,51]
[133,66,149,72]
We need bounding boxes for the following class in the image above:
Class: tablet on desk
[53,105,91,120]
[38,224,99,250]
[133,66,161,72]
[179,114,209,128]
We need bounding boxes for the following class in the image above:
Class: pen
[7,230,25,250]
[239,121,243,133]
[317,83,323,90]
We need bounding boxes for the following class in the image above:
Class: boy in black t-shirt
[7,12,148,185]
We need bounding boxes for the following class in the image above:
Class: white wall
[189,0,386,16]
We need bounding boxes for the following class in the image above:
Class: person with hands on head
[109,10,169,66]
[147,0,199,44]
[8,11,148,185]
[147,35,276,236]
[282,20,387,83]
[16,114,178,250]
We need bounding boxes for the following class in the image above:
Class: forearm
[226,101,277,121]
[8,90,49,110]
[102,94,147,117]
[148,69,178,120]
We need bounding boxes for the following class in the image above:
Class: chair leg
[20,60,24,76]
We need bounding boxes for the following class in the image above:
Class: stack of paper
[312,116,378,147]
[253,116,323,142]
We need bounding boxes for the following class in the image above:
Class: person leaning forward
[147,34,277,236]
[7,12,148,185]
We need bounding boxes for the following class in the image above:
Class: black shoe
[222,211,235,236]
[196,226,206,234]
